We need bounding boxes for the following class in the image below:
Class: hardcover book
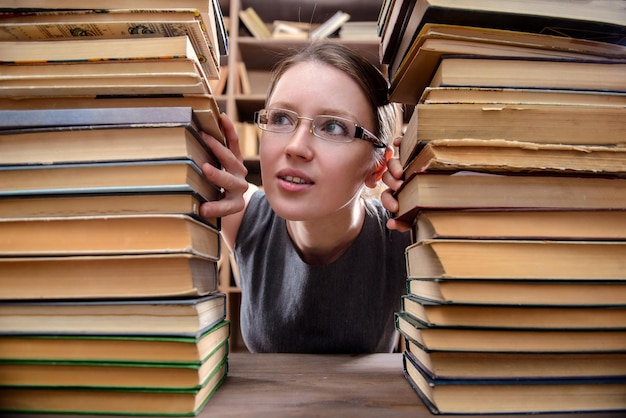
[402,349,626,414]
[0,294,227,336]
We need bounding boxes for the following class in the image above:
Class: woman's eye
[270,113,293,126]
[321,119,348,136]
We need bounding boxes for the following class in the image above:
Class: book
[403,102,626,145]
[0,321,230,415]
[396,312,626,353]
[403,139,626,177]
[0,96,223,140]
[406,239,626,280]
[310,11,351,40]
[0,8,220,78]
[402,350,626,414]
[401,295,626,329]
[237,61,251,95]
[0,124,218,168]
[404,339,626,380]
[0,253,219,300]
[0,105,222,144]
[430,56,626,92]
[0,360,227,415]
[0,214,220,259]
[0,316,230,363]
[376,0,394,36]
[0,340,228,390]
[0,342,228,389]
[238,7,272,39]
[414,210,626,241]
[339,21,378,41]
[406,276,626,307]
[1,59,212,97]
[395,173,626,223]
[210,0,229,56]
[0,192,216,228]
[0,160,220,203]
[389,24,626,104]
[381,0,626,66]
[421,87,626,106]
[1,34,205,67]
[379,0,416,64]
[0,105,203,130]
[0,294,226,336]
[271,20,309,40]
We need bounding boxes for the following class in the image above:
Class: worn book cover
[0,294,226,337]
[402,349,626,414]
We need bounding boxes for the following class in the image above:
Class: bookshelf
[217,0,384,352]
[218,0,383,182]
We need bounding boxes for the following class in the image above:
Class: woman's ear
[365,147,393,188]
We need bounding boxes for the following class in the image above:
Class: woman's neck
[286,198,365,265]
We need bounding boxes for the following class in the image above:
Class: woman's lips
[276,170,314,191]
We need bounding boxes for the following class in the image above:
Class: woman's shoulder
[236,189,275,244]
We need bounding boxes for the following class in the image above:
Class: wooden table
[8,353,624,417]
[204,353,625,417]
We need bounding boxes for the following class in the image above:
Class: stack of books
[0,1,231,415]
[379,0,626,415]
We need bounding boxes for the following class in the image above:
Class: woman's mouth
[281,175,311,185]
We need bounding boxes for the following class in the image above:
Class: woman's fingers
[198,114,249,218]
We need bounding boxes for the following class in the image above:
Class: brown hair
[265,41,397,166]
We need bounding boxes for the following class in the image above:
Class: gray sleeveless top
[234,190,411,353]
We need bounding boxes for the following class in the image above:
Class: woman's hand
[198,113,249,220]
[381,137,412,233]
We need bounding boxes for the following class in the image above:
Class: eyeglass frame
[253,107,387,148]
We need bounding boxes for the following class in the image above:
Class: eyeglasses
[253,108,386,148]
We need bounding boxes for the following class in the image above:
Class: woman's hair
[265,41,398,169]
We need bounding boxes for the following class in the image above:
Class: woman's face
[259,61,380,222]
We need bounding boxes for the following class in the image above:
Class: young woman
[199,41,410,353]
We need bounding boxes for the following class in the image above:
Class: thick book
[0,8,219,79]
[0,360,227,416]
[404,339,626,380]
[0,105,204,132]
[401,295,626,330]
[0,342,227,390]
[0,96,223,141]
[389,24,626,104]
[1,124,218,168]
[430,56,626,92]
[381,0,626,66]
[1,58,212,97]
[310,11,351,40]
[396,312,626,353]
[0,191,217,229]
[0,319,230,363]
[401,294,626,330]
[414,210,626,241]
[0,294,226,336]
[0,253,219,300]
[421,86,626,106]
[402,350,626,414]
[395,173,626,223]
[402,139,626,177]
[406,276,626,307]
[0,160,220,203]
[238,7,272,39]
[403,102,626,146]
[0,322,229,386]
[406,239,626,280]
[0,35,211,76]
[0,214,220,259]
